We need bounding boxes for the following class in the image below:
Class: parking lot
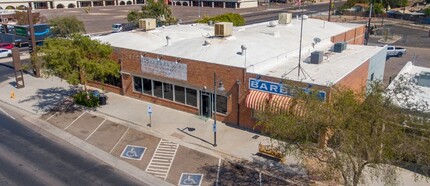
[40,105,298,185]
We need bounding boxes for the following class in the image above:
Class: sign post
[147,105,152,127]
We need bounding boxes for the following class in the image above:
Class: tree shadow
[18,86,82,114]
[197,157,309,186]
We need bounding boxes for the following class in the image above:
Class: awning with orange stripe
[269,94,306,116]
[245,90,269,111]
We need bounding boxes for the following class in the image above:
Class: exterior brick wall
[116,48,246,126]
[331,25,366,45]
[335,60,369,93]
[87,81,122,94]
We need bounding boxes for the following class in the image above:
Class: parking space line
[64,111,86,130]
[85,119,106,141]
[216,158,221,186]
[109,127,129,154]
[146,139,179,180]
[46,112,58,121]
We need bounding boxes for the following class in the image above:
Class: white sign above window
[140,56,187,81]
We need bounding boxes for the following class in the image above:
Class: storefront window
[142,78,152,95]
[174,85,185,104]
[133,76,142,93]
[153,80,162,98]
[216,95,227,114]
[186,88,197,107]
[163,83,173,101]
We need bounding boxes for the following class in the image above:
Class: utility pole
[328,0,333,22]
[27,2,40,77]
[364,3,373,45]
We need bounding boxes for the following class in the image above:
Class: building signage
[249,78,326,100]
[141,56,187,81]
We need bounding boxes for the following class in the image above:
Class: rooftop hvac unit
[278,13,292,25]
[417,72,430,87]
[334,42,347,53]
[139,18,156,31]
[311,51,323,64]
[214,22,233,37]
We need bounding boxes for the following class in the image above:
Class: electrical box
[311,51,323,64]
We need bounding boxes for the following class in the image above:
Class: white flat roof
[96,18,382,85]
[388,62,430,112]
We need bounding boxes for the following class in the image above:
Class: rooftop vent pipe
[166,35,171,46]
[241,45,247,55]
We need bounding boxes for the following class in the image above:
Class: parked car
[387,45,407,57]
[0,42,14,49]
[0,49,12,58]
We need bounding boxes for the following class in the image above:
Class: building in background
[92,16,387,130]
[0,0,144,10]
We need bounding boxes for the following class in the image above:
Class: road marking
[109,127,129,154]
[46,112,58,121]
[146,139,178,180]
[64,111,86,130]
[0,108,15,120]
[216,158,221,186]
[85,119,106,141]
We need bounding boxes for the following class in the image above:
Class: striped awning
[245,90,269,111]
[269,94,306,116]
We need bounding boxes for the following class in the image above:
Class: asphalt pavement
[0,105,146,186]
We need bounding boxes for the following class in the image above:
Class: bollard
[10,90,15,99]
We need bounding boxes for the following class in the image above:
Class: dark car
[0,43,14,49]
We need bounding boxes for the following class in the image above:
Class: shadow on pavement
[177,127,214,146]
[198,158,309,185]
[18,86,81,113]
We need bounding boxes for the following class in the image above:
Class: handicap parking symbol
[120,145,146,160]
[178,173,203,186]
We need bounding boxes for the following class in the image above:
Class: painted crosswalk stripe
[145,139,178,180]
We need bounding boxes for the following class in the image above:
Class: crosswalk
[145,139,179,180]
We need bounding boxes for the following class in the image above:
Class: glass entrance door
[200,91,212,118]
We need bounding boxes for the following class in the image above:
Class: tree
[14,11,41,25]
[256,81,430,186]
[196,13,246,26]
[39,34,120,91]
[49,16,86,37]
[126,0,176,25]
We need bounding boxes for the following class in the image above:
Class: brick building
[93,17,387,130]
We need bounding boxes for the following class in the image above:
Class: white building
[388,62,430,113]
[0,0,144,10]
[0,0,256,9]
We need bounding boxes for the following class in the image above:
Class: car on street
[0,49,12,58]
[387,45,407,57]
[0,42,14,49]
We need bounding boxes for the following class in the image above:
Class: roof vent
[166,35,171,46]
[214,22,233,37]
[204,40,211,46]
[278,13,292,24]
[268,21,278,27]
[311,51,323,64]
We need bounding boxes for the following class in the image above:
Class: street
[0,104,146,186]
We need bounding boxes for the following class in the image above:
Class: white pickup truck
[387,45,407,57]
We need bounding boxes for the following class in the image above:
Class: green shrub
[73,91,99,108]
[196,13,245,26]
[424,8,430,16]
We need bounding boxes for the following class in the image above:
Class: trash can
[99,94,107,105]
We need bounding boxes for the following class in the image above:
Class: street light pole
[213,72,217,147]
[198,0,201,18]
